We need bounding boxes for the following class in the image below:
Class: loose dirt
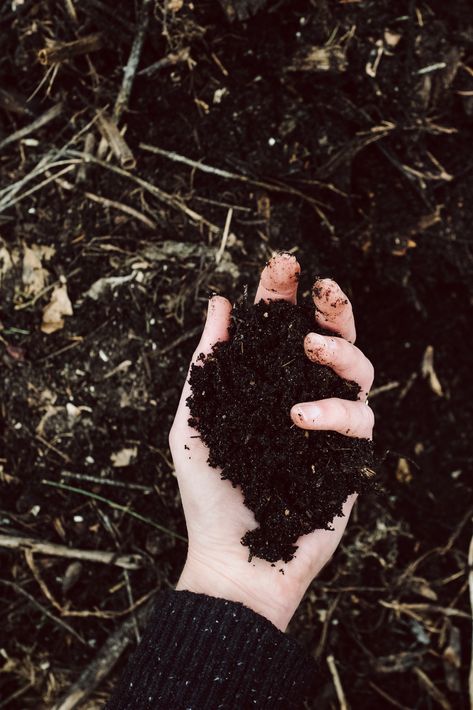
[188,298,374,562]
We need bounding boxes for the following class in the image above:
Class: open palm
[170,254,374,631]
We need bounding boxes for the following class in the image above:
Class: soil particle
[188,299,374,563]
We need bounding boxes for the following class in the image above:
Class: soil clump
[188,299,374,562]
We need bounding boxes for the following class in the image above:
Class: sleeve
[105,590,317,709]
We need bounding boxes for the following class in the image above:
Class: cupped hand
[170,254,374,631]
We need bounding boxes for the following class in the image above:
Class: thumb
[194,295,232,360]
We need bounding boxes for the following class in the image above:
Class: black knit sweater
[106,590,316,709]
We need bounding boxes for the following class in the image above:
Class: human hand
[170,254,374,631]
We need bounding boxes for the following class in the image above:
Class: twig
[380,600,470,620]
[215,207,233,265]
[157,324,202,356]
[369,681,413,710]
[368,381,400,398]
[327,654,349,710]
[0,109,100,212]
[96,111,136,169]
[52,596,155,710]
[76,132,96,184]
[38,34,103,65]
[0,103,63,152]
[25,549,155,619]
[42,479,187,542]
[413,668,452,710]
[139,142,334,228]
[114,0,152,120]
[468,533,473,710]
[138,47,191,77]
[61,470,153,492]
[0,579,86,645]
[55,172,155,227]
[0,533,145,569]
[66,149,222,233]
[4,164,77,213]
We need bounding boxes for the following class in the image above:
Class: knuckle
[364,404,375,429]
[364,357,375,384]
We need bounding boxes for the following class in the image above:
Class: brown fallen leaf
[22,243,55,297]
[41,283,73,334]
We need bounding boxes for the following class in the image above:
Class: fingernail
[291,403,320,422]
[306,332,325,348]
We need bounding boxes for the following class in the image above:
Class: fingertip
[304,332,329,362]
[255,252,301,303]
[201,295,232,350]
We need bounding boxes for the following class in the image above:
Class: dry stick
[368,381,400,398]
[0,534,145,570]
[380,600,470,620]
[0,102,62,152]
[76,132,96,183]
[0,112,101,211]
[326,654,349,710]
[38,33,103,65]
[66,149,222,234]
[96,111,136,169]
[55,172,155,227]
[413,668,452,710]
[215,207,233,265]
[24,549,156,619]
[52,596,155,710]
[138,46,191,77]
[368,681,413,710]
[114,0,152,121]
[2,164,77,213]
[139,142,333,228]
[0,579,86,646]
[158,324,202,356]
[468,533,473,710]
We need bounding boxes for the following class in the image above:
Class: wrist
[176,552,295,632]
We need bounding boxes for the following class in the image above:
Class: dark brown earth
[0,0,472,707]
[188,298,375,563]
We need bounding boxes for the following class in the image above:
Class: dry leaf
[111,446,138,467]
[167,0,183,11]
[41,283,73,334]
[23,245,46,296]
[421,345,444,396]
[22,244,55,296]
[396,457,412,484]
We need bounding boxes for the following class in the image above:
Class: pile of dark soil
[188,299,374,562]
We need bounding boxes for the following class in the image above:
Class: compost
[188,298,374,562]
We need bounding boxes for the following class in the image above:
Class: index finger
[313,278,356,343]
[255,253,301,304]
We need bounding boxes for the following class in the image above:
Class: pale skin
[170,253,375,632]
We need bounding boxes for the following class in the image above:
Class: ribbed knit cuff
[106,590,316,709]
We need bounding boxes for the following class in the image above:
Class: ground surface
[0,1,472,708]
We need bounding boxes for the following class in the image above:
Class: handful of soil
[188,299,375,563]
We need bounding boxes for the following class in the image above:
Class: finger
[193,295,232,362]
[313,278,356,343]
[304,333,374,400]
[255,253,301,304]
[290,398,374,438]
[173,296,232,430]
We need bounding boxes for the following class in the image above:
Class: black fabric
[106,590,316,709]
